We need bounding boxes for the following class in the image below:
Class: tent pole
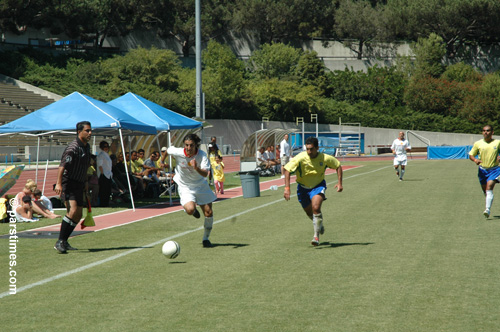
[42,136,52,194]
[168,131,173,206]
[35,136,41,183]
[119,129,135,211]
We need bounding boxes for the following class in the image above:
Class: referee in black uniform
[53,121,92,254]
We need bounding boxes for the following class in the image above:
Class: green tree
[202,40,247,119]
[441,62,482,82]
[295,50,328,94]
[231,0,335,43]
[334,0,387,59]
[250,42,301,79]
[248,78,321,121]
[412,33,446,78]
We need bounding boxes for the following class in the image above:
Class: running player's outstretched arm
[284,170,291,201]
[335,165,343,192]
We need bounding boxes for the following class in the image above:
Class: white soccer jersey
[167,146,211,187]
[391,138,411,156]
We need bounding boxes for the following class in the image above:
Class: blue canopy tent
[108,92,202,132]
[108,92,203,205]
[0,92,158,210]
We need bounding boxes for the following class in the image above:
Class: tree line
[1,0,500,58]
[1,32,500,134]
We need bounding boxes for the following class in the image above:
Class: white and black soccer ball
[162,241,180,259]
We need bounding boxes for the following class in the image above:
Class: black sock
[59,216,77,241]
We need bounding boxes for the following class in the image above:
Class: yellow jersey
[284,151,341,188]
[469,139,500,169]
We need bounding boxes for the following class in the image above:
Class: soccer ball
[162,241,180,259]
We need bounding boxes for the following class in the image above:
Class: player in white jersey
[166,134,217,247]
[391,131,412,181]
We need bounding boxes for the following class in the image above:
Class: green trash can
[239,170,260,198]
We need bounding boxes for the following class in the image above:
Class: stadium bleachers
[0,82,72,152]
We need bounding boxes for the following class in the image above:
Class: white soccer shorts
[178,182,217,207]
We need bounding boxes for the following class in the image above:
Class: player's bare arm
[335,165,343,192]
[284,170,291,201]
[189,159,208,177]
[469,154,481,165]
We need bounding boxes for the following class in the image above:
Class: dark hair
[183,133,201,148]
[76,121,91,134]
[305,136,319,148]
[32,189,42,197]
[138,149,145,154]
[99,141,109,149]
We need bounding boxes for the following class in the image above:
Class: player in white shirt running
[391,131,412,181]
[166,134,217,248]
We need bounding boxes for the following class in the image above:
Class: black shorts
[62,179,85,207]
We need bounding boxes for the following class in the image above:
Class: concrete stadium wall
[4,29,500,73]
[204,119,484,155]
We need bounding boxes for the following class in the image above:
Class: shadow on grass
[317,242,374,249]
[209,243,249,249]
[86,246,153,252]
[398,179,424,182]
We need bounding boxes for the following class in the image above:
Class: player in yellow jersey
[284,136,343,246]
[469,124,500,218]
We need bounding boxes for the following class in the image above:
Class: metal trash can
[239,170,260,198]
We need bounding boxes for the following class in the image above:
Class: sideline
[0,165,391,299]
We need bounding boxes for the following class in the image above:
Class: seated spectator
[110,154,128,195]
[15,179,60,219]
[143,151,161,197]
[15,195,38,222]
[130,150,146,198]
[264,145,279,168]
[32,189,54,213]
[256,146,269,169]
[143,151,160,182]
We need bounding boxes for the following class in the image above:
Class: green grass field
[2,159,500,331]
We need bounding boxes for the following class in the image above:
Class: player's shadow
[209,243,249,249]
[317,242,374,249]
[86,246,153,252]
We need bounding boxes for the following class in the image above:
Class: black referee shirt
[59,137,91,184]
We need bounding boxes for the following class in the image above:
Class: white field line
[0,165,390,299]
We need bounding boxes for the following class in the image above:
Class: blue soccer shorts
[297,180,327,209]
[478,166,500,185]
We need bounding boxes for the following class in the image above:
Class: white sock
[486,190,494,211]
[312,213,323,238]
[401,169,405,179]
[203,217,213,241]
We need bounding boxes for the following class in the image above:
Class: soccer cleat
[63,240,78,250]
[483,209,490,218]
[202,239,213,248]
[193,209,201,219]
[319,224,325,235]
[54,240,67,254]
[399,178,403,181]
[311,237,319,246]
